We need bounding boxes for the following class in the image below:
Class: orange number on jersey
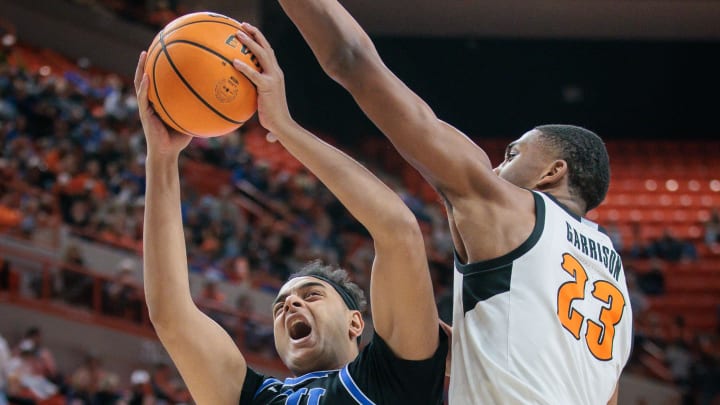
[557,253,626,361]
[586,281,626,361]
[557,254,587,339]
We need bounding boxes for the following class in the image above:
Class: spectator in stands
[6,339,61,405]
[0,189,22,232]
[704,208,720,253]
[126,369,154,405]
[692,335,720,405]
[93,373,121,405]
[197,279,225,306]
[664,319,694,401]
[60,243,92,307]
[102,258,142,321]
[197,278,236,336]
[234,294,274,357]
[0,333,10,405]
[150,363,190,404]
[636,258,666,296]
[625,268,649,319]
[225,256,251,285]
[648,227,697,262]
[102,74,133,122]
[69,353,116,404]
[21,327,59,385]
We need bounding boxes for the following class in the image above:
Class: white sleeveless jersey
[449,191,632,404]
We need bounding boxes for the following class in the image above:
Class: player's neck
[545,191,586,217]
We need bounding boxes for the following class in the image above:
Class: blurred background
[0,0,719,404]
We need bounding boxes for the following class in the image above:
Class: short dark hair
[535,124,610,211]
[288,260,367,313]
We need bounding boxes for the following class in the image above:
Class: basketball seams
[158,36,246,125]
[149,43,200,137]
[164,38,256,119]
[147,19,242,57]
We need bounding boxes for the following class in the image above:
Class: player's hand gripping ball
[144,12,261,137]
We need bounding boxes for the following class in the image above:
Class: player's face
[272,277,358,376]
[493,129,555,189]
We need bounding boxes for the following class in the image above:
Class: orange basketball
[144,12,261,137]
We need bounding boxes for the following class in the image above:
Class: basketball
[144,12,261,137]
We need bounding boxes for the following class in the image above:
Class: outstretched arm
[234,25,439,359]
[136,52,246,404]
[276,0,501,201]
[276,0,537,266]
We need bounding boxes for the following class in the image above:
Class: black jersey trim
[454,191,546,274]
[461,262,513,313]
[543,192,581,221]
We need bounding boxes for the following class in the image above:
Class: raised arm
[135,52,246,404]
[234,25,439,359]
[276,0,500,200]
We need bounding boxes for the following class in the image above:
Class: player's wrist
[145,150,180,168]
[265,115,301,140]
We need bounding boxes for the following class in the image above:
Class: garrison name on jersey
[566,221,621,281]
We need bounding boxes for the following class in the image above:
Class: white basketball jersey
[449,191,632,404]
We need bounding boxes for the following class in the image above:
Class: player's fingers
[241,23,273,53]
[235,30,266,62]
[136,73,150,112]
[134,51,147,93]
[233,58,262,84]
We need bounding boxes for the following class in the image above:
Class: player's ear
[348,310,364,341]
[535,159,568,189]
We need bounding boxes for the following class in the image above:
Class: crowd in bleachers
[1,25,720,404]
[0,326,192,405]
[619,228,720,404]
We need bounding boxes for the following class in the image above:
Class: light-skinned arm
[136,52,246,405]
[233,24,439,360]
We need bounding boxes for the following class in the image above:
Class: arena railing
[0,241,288,374]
